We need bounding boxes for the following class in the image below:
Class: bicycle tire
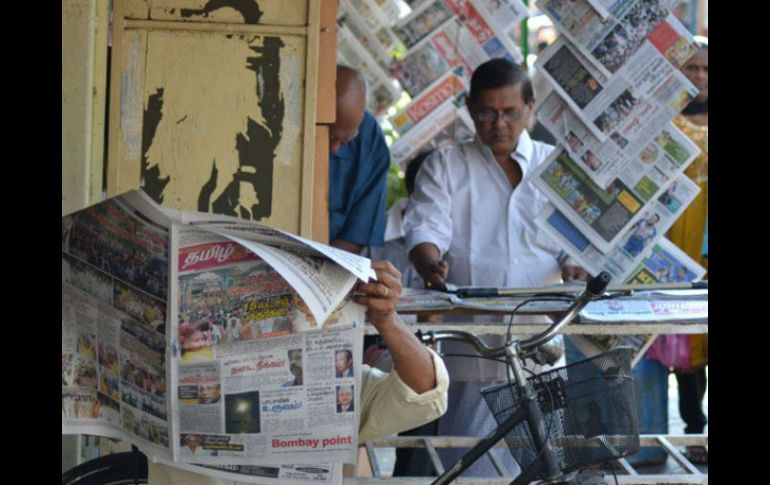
[61,450,148,485]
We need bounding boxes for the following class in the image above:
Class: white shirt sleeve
[403,150,454,255]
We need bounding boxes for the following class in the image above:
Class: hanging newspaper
[535,16,699,142]
[337,24,400,116]
[441,0,524,63]
[339,1,401,72]
[534,171,700,281]
[626,237,707,285]
[531,145,697,253]
[390,98,475,167]
[472,0,529,50]
[389,66,468,136]
[570,237,707,366]
[536,0,684,77]
[62,190,375,482]
[393,17,487,97]
[536,91,699,190]
[392,0,456,50]
[347,0,395,30]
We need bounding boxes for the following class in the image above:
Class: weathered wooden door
[107,0,329,237]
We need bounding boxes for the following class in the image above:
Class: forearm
[330,238,364,255]
[373,313,436,394]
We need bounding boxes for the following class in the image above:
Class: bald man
[328,65,390,254]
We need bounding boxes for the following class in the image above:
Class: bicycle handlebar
[418,271,612,357]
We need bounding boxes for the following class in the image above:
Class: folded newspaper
[61,190,378,483]
[570,237,707,366]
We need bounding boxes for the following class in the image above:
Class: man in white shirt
[148,261,449,484]
[403,58,588,477]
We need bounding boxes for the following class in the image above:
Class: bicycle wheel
[61,450,148,485]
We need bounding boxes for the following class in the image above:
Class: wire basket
[481,347,639,480]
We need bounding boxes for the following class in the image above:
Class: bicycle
[61,444,147,485]
[416,271,640,485]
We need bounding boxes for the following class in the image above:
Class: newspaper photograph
[536,23,698,142]
[392,0,455,50]
[536,90,700,189]
[626,237,707,284]
[389,66,468,136]
[535,173,700,281]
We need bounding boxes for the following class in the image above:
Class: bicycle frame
[424,272,612,485]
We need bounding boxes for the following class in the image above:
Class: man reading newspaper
[150,261,449,483]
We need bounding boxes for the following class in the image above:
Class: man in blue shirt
[328,66,390,254]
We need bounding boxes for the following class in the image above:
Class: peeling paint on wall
[140,30,304,230]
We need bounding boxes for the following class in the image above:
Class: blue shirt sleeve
[329,112,389,247]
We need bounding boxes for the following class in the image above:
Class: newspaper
[534,171,701,281]
[536,90,700,189]
[337,23,400,116]
[535,19,699,142]
[389,66,468,136]
[348,0,396,30]
[536,0,679,77]
[392,0,456,50]
[339,1,398,71]
[583,0,611,19]
[570,238,707,366]
[390,97,475,167]
[441,0,524,63]
[393,17,488,96]
[62,190,375,479]
[531,144,697,252]
[472,0,529,50]
[158,460,342,485]
[626,237,707,285]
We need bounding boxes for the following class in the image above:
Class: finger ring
[383,286,389,297]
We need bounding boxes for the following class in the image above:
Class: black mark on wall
[200,36,285,221]
[141,88,170,203]
[180,0,264,24]
[198,162,219,212]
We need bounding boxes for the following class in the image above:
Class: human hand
[416,260,449,290]
[353,261,403,330]
[562,264,590,282]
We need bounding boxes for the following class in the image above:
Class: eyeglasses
[475,109,524,123]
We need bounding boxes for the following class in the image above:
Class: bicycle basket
[481,347,639,479]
